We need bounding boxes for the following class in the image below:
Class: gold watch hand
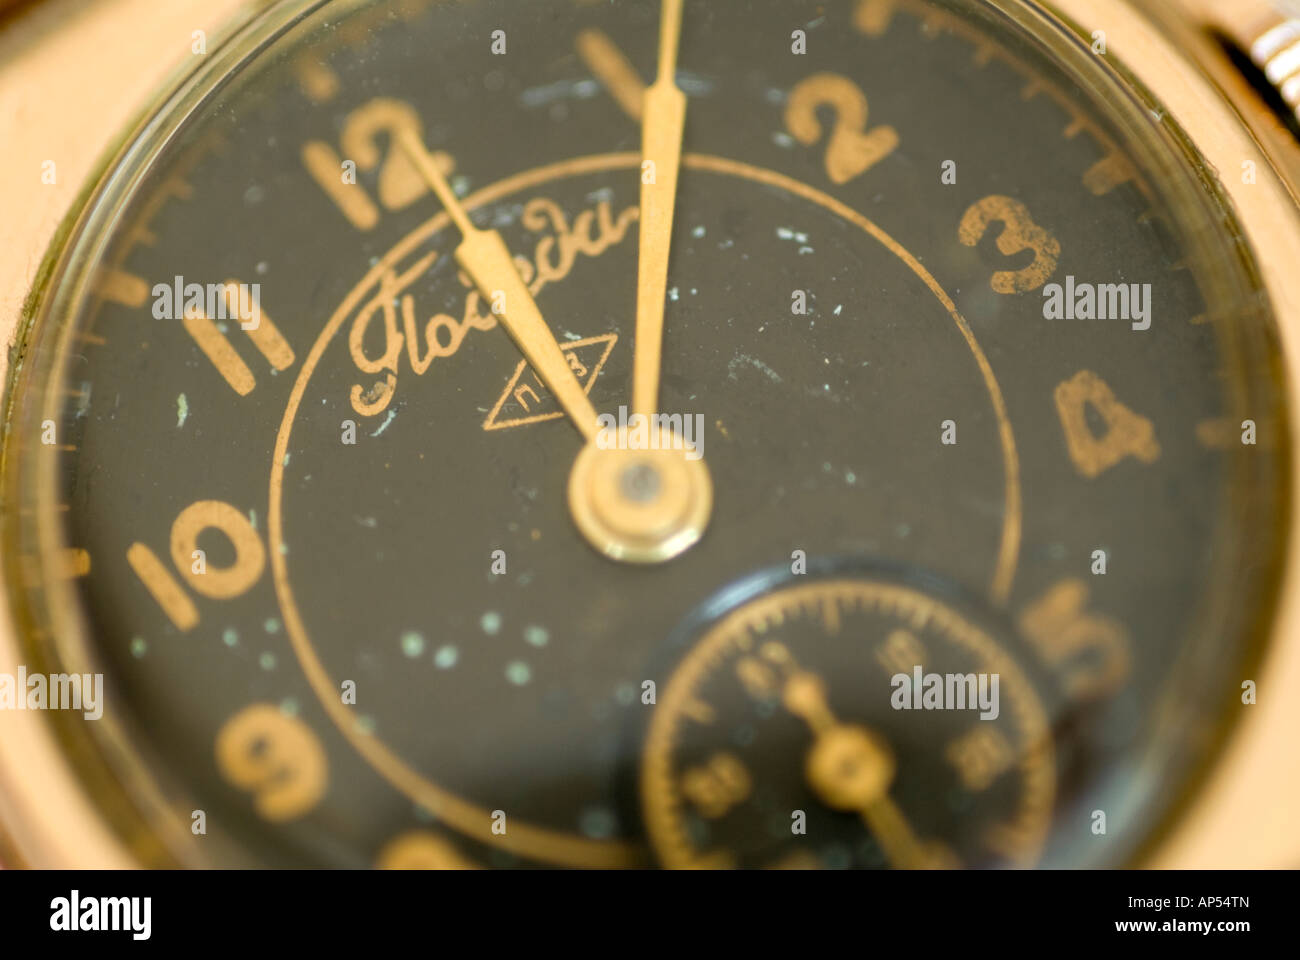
[397,130,600,441]
[860,791,955,870]
[786,670,959,869]
[632,0,687,416]
[782,670,839,733]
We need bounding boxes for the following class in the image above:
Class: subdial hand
[632,0,687,417]
[397,130,600,441]
[783,670,960,869]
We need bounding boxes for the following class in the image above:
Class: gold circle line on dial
[267,150,1022,868]
[1,0,1293,875]
[640,577,1055,869]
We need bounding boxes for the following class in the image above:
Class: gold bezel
[1048,0,1300,869]
[0,0,258,869]
[1,0,1298,868]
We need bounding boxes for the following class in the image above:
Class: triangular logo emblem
[482,333,617,431]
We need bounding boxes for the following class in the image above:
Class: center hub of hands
[568,426,712,563]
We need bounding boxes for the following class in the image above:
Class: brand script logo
[348,196,637,417]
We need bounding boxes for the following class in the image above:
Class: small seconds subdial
[641,574,1056,868]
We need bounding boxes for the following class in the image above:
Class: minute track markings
[13,0,1259,871]
[867,0,1142,203]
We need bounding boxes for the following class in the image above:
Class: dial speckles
[3,0,1285,869]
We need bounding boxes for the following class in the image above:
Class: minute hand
[632,0,687,417]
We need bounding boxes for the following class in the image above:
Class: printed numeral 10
[126,500,265,631]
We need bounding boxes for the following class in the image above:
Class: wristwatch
[2,0,1298,870]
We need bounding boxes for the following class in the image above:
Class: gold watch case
[1,0,1298,869]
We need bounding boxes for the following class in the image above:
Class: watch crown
[1201,0,1300,127]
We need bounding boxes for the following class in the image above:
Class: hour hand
[396,130,600,441]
